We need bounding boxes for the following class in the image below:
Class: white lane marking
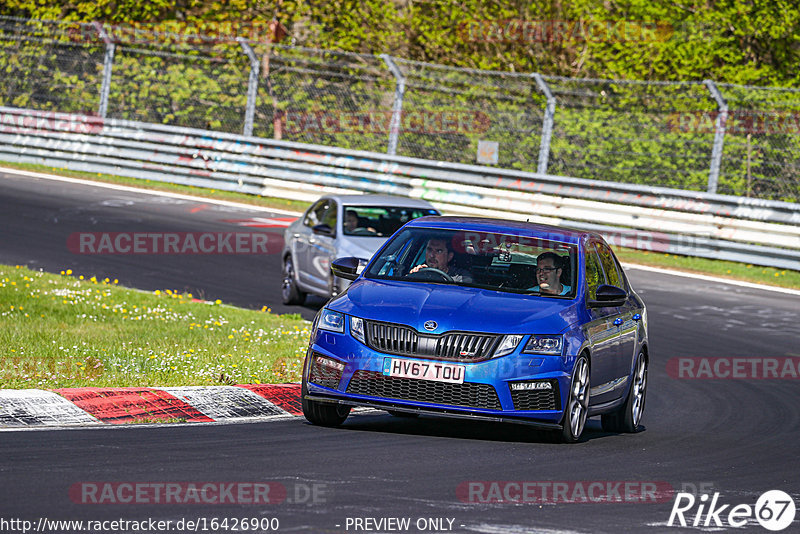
[0,389,99,427]
[221,216,297,228]
[0,406,382,431]
[0,166,303,216]
[160,386,288,419]
[464,525,587,534]
[623,262,800,296]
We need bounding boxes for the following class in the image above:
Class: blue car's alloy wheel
[602,351,648,433]
[561,356,590,443]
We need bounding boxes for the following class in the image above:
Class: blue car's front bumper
[303,326,573,430]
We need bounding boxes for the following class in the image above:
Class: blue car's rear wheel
[560,355,590,443]
[602,350,647,433]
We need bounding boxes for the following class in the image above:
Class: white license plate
[382,357,465,384]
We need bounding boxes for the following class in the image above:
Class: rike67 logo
[668,490,796,531]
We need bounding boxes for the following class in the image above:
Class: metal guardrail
[3,16,800,203]
[1,105,799,271]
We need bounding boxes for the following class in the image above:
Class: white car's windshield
[364,228,577,297]
[342,206,439,237]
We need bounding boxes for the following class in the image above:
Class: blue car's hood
[331,279,580,334]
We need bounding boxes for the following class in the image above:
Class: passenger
[529,251,571,295]
[409,237,472,282]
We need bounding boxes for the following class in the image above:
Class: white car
[281,194,440,304]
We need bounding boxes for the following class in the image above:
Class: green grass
[0,265,311,389]
[2,161,798,290]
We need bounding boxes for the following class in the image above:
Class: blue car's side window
[595,242,623,289]
[586,245,606,300]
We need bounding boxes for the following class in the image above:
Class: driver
[409,237,472,282]
[344,210,359,232]
[344,209,376,235]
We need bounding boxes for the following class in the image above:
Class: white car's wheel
[281,256,306,305]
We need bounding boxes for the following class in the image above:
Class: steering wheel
[406,267,454,282]
[349,227,377,236]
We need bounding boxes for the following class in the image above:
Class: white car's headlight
[350,316,366,344]
[319,309,344,333]
[522,335,563,355]
[494,334,524,357]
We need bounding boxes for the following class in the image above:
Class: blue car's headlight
[522,335,563,355]
[350,316,366,344]
[319,309,344,333]
[494,334,524,357]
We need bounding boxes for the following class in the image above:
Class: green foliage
[2,0,797,85]
[1,1,797,200]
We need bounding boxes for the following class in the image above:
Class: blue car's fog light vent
[365,320,500,362]
[309,353,344,390]
[346,370,501,410]
[509,380,560,411]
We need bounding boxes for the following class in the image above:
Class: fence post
[533,73,556,175]
[239,39,260,137]
[93,22,115,119]
[380,54,405,156]
[704,79,727,194]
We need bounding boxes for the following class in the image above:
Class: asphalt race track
[1,170,799,533]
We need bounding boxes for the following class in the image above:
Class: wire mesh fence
[249,44,396,154]
[540,77,719,192]
[1,16,798,203]
[0,17,105,113]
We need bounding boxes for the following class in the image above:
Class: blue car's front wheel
[560,355,590,443]
[301,380,351,427]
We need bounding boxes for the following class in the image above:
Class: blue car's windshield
[364,227,577,297]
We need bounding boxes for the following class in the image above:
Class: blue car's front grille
[346,370,502,410]
[364,320,501,362]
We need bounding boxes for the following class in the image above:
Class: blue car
[300,217,648,442]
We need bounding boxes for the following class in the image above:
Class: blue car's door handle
[613,318,624,326]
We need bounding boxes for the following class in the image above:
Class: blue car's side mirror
[588,284,628,308]
[331,257,361,281]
